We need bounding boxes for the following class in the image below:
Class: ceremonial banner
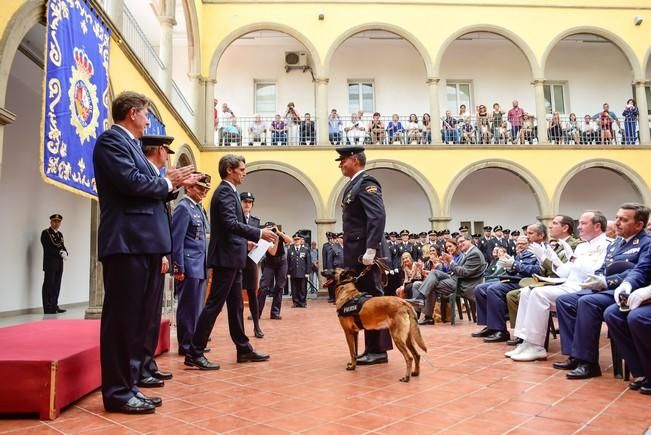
[145,111,167,135]
[42,0,111,198]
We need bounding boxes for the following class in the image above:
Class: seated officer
[554,203,651,379]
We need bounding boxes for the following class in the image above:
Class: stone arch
[173,144,196,167]
[179,0,201,76]
[541,26,642,80]
[433,24,541,78]
[442,159,551,219]
[326,159,439,220]
[245,160,324,218]
[644,46,651,79]
[552,159,651,215]
[208,23,323,79]
[323,22,433,78]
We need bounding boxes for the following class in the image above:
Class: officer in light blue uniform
[172,174,211,356]
[554,203,651,379]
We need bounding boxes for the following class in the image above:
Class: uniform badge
[68,48,100,144]
[366,186,378,194]
[633,238,639,245]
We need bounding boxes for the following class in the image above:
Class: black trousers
[258,257,287,318]
[354,264,393,354]
[42,258,63,311]
[100,254,162,409]
[139,266,165,379]
[190,267,253,356]
[290,277,307,306]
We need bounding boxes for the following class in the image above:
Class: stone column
[634,80,650,144]
[537,215,555,229]
[107,0,125,31]
[429,216,451,231]
[427,78,442,144]
[532,79,548,143]
[85,200,104,319]
[315,77,329,145]
[158,15,176,95]
[202,77,217,146]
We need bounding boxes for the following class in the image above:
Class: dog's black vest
[337,293,373,329]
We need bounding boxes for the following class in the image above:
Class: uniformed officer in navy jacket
[288,233,311,307]
[40,213,68,314]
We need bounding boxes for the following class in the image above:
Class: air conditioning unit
[285,51,308,71]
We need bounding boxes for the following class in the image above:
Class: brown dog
[334,269,427,382]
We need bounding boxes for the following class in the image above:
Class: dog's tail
[409,305,428,352]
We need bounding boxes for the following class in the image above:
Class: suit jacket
[171,197,208,279]
[327,242,345,269]
[447,245,487,294]
[206,180,260,269]
[341,171,386,268]
[41,228,67,270]
[602,230,651,290]
[93,125,174,259]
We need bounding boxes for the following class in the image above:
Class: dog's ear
[341,269,357,282]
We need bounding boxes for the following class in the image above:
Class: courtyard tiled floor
[1,299,650,434]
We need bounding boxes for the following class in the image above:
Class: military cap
[504,229,511,234]
[473,233,481,239]
[196,173,211,189]
[239,191,255,201]
[451,232,459,238]
[389,231,399,237]
[141,134,175,154]
[292,233,302,239]
[50,213,63,221]
[334,145,364,161]
[483,225,492,231]
[336,232,344,238]
[605,260,635,276]
[494,225,503,231]
[263,221,276,227]
[521,225,528,232]
[428,230,436,236]
[409,233,418,239]
[399,229,410,236]
[459,225,469,232]
[419,231,428,237]
[442,229,451,235]
[511,230,520,236]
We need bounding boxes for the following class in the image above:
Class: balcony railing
[170,80,195,129]
[214,116,318,146]
[121,6,165,88]
[545,114,640,145]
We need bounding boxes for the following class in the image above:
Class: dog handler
[335,145,393,365]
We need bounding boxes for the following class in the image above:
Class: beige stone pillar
[158,15,176,95]
[429,216,451,231]
[634,80,650,144]
[532,79,548,143]
[200,77,217,146]
[427,78,442,144]
[85,200,104,319]
[315,77,329,145]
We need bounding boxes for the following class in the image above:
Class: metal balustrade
[545,113,640,145]
[121,6,165,87]
[213,116,318,146]
[170,80,195,129]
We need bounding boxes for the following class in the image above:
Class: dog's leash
[355,257,390,287]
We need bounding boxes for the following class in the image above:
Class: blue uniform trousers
[475,281,519,331]
[556,290,614,363]
[175,277,206,354]
[604,304,651,378]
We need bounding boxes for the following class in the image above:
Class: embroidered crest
[366,186,378,194]
[623,247,640,255]
[633,239,639,245]
[68,48,100,144]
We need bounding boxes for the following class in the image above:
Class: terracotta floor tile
[78,425,139,434]
[3,426,64,435]
[295,405,359,422]
[405,411,463,430]
[195,414,256,432]
[448,416,523,434]
[164,406,219,423]
[517,416,585,433]
[377,420,437,435]
[227,423,292,434]
[335,411,396,431]
[264,413,322,432]
[48,413,116,433]
[231,405,293,423]
[538,398,607,424]
[119,414,186,433]
[0,419,45,433]
[491,399,550,416]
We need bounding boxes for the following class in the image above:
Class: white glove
[614,281,632,306]
[305,274,309,278]
[579,274,607,291]
[362,248,376,266]
[557,239,574,261]
[627,285,651,310]
[528,243,546,262]
[59,250,68,260]
[497,255,514,270]
[546,247,563,268]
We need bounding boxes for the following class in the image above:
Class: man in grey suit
[408,233,487,324]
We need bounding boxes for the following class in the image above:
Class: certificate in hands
[248,239,273,264]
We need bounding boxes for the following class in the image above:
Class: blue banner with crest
[42,0,111,198]
[146,111,167,135]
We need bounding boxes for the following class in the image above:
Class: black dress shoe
[566,362,602,380]
[270,315,282,320]
[327,299,335,303]
[184,355,220,370]
[418,316,434,325]
[484,331,510,343]
[136,392,162,407]
[151,370,173,380]
[107,397,155,414]
[254,328,264,338]
[56,307,67,313]
[471,327,492,338]
[629,377,647,391]
[639,380,651,395]
[237,350,270,363]
[553,357,579,370]
[44,309,57,314]
[356,352,388,365]
[138,376,164,388]
[507,337,523,346]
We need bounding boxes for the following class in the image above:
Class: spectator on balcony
[477,105,492,144]
[344,112,366,145]
[218,103,236,146]
[519,113,536,144]
[491,103,505,144]
[420,113,432,144]
[222,116,241,146]
[508,100,525,140]
[581,114,597,144]
[368,112,386,144]
[248,114,267,146]
[387,114,405,144]
[406,114,422,144]
[284,102,301,145]
[593,102,620,145]
[497,121,511,144]
[442,111,459,144]
[566,113,580,144]
[622,98,639,145]
[457,104,468,123]
[270,114,288,146]
[460,116,475,144]
[299,113,316,145]
[328,109,343,145]
[548,111,564,144]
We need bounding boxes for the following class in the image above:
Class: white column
[158,15,176,95]
[427,78,441,144]
[315,77,329,145]
[532,79,548,143]
[107,0,125,31]
[634,80,650,144]
[202,77,217,146]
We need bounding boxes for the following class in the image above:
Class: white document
[532,274,566,284]
[248,239,272,264]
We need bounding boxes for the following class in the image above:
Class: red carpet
[0,319,170,420]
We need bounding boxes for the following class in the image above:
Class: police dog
[334,269,427,382]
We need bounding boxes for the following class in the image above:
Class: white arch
[179,0,201,76]
[173,144,197,167]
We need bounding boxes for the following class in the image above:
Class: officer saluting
[41,214,68,314]
[336,145,392,365]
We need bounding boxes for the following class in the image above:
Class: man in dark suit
[336,145,393,365]
[93,91,199,414]
[40,213,68,314]
[257,222,292,319]
[288,233,311,307]
[184,154,277,370]
[172,173,212,356]
[322,232,335,303]
[478,226,495,262]
[240,191,263,338]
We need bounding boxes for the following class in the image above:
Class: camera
[619,292,630,312]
